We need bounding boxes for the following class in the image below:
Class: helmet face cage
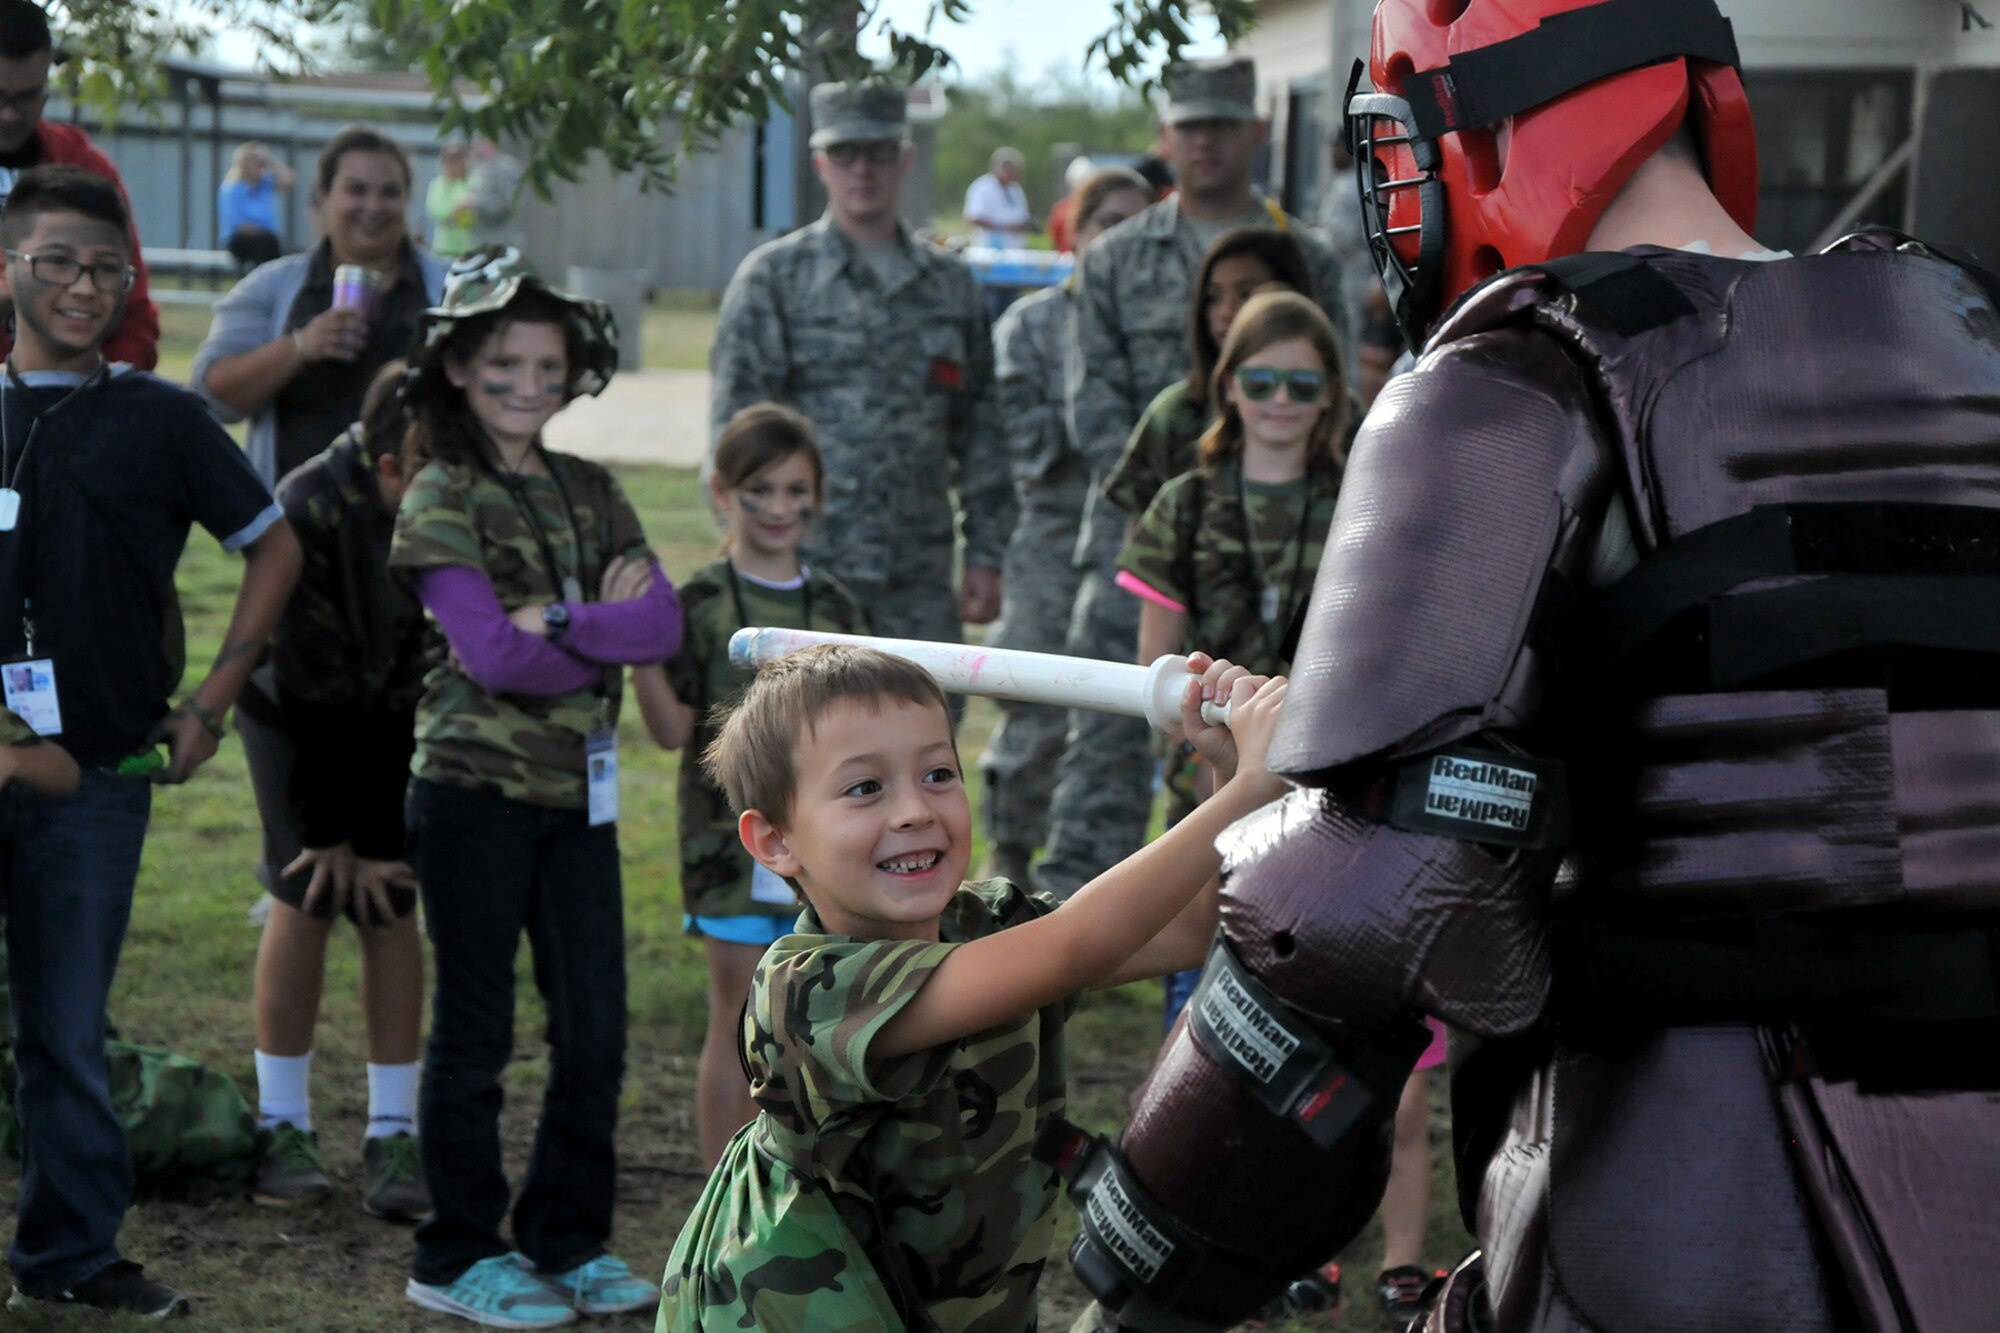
[1346,62,1448,347]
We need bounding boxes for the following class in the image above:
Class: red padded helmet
[1347,0,1758,342]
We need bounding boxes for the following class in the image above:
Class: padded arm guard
[1060,789,1562,1330]
[1065,329,1608,1330]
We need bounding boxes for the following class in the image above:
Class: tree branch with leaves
[50,0,1252,193]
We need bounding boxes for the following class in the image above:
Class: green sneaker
[253,1122,333,1206]
[529,1253,656,1316]
[362,1131,433,1222]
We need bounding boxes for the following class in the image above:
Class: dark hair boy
[0,163,300,1317]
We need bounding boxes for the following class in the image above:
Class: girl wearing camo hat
[388,248,683,1328]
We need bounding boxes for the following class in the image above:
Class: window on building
[1743,70,1914,252]
[1284,76,1335,218]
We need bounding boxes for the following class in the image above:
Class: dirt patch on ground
[0,1032,1166,1331]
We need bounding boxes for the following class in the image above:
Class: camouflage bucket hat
[407,247,621,400]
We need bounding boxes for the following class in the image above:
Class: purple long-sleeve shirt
[415,562,682,697]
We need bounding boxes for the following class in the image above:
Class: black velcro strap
[1532,253,1698,337]
[1184,939,1415,1148]
[1388,747,1568,850]
[1036,1120,1283,1333]
[1404,0,1741,139]
[1706,575,2000,687]
[1553,917,2000,1032]
[1595,502,2000,667]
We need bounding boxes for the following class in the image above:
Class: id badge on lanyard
[586,727,618,827]
[2,656,59,735]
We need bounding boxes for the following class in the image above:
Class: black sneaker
[253,1121,335,1206]
[361,1131,433,1222]
[1378,1264,1432,1331]
[8,1260,190,1319]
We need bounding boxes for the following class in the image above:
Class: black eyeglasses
[5,250,136,294]
[1234,367,1327,403]
[0,85,46,116]
[823,140,903,168]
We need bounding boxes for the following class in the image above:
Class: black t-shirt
[271,240,429,479]
[0,367,278,767]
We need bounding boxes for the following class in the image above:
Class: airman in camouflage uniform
[666,558,869,925]
[708,80,1011,649]
[978,282,1091,877]
[388,452,650,808]
[658,879,1076,1332]
[1038,55,1350,895]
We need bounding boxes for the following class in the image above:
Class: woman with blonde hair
[218,140,296,269]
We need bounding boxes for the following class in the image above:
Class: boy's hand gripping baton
[726,627,1235,732]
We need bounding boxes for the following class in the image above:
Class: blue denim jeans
[407,779,627,1286]
[0,769,151,1292]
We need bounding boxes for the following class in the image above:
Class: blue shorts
[684,913,793,947]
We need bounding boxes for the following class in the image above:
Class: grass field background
[0,307,1470,1330]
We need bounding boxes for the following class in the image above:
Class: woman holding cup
[196,125,452,486]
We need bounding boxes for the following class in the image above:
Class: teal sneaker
[530,1253,657,1316]
[406,1255,576,1329]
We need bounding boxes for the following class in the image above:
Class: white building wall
[1234,0,1334,104]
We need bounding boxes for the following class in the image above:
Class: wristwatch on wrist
[542,603,572,643]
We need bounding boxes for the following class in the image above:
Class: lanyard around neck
[1234,463,1316,666]
[498,444,584,603]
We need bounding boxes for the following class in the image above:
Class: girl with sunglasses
[1100,226,1318,523]
[1121,288,1450,1329]
[1116,287,1351,754]
[1115,289,1349,1012]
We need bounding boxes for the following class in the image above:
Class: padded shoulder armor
[1270,322,1616,782]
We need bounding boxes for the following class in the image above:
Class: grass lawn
[0,316,1470,1330]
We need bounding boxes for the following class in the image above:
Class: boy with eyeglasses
[0,165,299,1318]
[707,78,1012,671]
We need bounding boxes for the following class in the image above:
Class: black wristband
[183,699,228,739]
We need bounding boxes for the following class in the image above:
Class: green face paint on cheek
[479,380,512,397]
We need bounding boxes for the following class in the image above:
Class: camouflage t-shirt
[1101,377,1208,519]
[1118,462,1341,678]
[388,452,652,809]
[659,879,1074,1333]
[667,559,868,923]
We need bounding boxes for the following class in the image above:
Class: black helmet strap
[1402,0,1741,141]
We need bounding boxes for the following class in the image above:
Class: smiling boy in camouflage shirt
[656,644,1290,1332]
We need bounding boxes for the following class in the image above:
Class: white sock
[366,1061,420,1140]
[255,1050,313,1132]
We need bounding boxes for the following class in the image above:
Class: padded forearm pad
[1113,991,1419,1312]
[1089,787,1558,1323]
[1219,786,1560,1039]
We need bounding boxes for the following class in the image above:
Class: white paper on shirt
[586,728,618,827]
[3,658,61,736]
[750,863,796,906]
